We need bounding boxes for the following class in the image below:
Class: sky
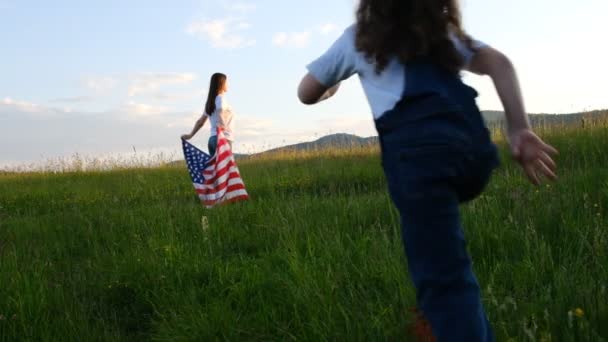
[1,0,607,167]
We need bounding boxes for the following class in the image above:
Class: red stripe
[202,170,242,190]
[203,162,237,184]
[196,182,245,196]
[202,152,233,177]
[203,159,238,182]
[198,171,244,194]
[203,165,216,176]
[216,150,233,164]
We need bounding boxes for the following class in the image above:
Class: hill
[251,133,378,157]
[483,109,608,128]
[250,109,608,157]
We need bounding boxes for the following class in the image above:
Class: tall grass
[0,124,606,341]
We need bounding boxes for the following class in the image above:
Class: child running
[297,1,558,340]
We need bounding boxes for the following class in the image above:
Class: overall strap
[375,59,481,135]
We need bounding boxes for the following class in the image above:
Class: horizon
[2,0,607,167]
[3,109,605,171]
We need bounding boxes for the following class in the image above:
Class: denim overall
[375,61,500,341]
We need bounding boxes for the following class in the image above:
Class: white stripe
[199,185,248,202]
[214,154,234,172]
[224,189,248,200]
[203,189,248,208]
[194,176,243,190]
[216,142,231,156]
[200,165,240,187]
[203,152,234,175]
[199,188,228,201]
[202,159,236,180]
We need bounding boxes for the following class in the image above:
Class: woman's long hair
[355,0,473,74]
[205,73,227,115]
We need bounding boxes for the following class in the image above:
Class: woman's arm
[181,114,208,140]
[298,74,340,105]
[467,46,558,185]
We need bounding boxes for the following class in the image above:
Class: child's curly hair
[355,0,474,74]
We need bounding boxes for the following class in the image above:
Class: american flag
[182,128,249,208]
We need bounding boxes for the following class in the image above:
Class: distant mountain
[251,110,608,157]
[254,133,378,156]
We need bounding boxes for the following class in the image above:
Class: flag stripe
[198,183,247,201]
[202,189,249,207]
[204,161,237,184]
[194,175,243,191]
[196,180,245,197]
[204,150,233,174]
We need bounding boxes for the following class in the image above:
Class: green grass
[1,124,607,341]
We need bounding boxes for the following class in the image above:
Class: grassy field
[1,124,607,341]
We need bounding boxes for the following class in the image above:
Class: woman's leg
[208,136,218,156]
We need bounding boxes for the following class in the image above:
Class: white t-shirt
[306,25,485,119]
[203,94,235,141]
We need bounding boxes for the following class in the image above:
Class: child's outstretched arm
[298,75,340,105]
[467,46,558,185]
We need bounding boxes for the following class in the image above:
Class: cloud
[0,97,74,118]
[149,90,202,102]
[234,117,274,138]
[318,23,337,35]
[0,97,283,165]
[78,72,198,100]
[49,96,93,104]
[0,98,199,165]
[2,97,44,114]
[272,31,311,48]
[186,17,256,49]
[272,23,338,49]
[83,76,117,94]
[226,2,256,13]
[122,101,170,117]
[127,72,196,97]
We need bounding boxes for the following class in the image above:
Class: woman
[182,72,235,155]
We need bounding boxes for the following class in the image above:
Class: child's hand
[508,129,558,185]
[181,134,193,140]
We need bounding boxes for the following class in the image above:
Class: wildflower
[574,308,584,318]
[201,216,209,232]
